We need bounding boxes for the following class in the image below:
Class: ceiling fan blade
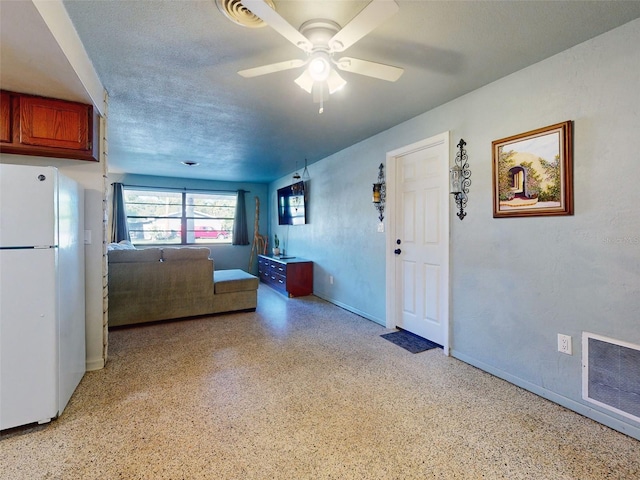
[328,0,399,53]
[238,59,306,78]
[335,57,403,82]
[242,0,313,52]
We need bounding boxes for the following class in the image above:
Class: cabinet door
[286,263,313,297]
[19,96,90,151]
[0,91,10,143]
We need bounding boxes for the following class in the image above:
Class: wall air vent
[582,332,640,423]
[215,0,275,28]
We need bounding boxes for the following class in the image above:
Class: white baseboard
[312,291,385,326]
[86,357,105,371]
[452,350,640,441]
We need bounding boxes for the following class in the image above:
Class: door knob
[394,248,402,255]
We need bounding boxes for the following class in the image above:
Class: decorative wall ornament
[450,139,471,220]
[292,160,301,184]
[492,121,573,218]
[372,163,386,222]
[291,160,304,196]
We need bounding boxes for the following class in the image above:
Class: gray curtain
[111,183,131,243]
[232,189,249,245]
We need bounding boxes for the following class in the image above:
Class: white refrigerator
[0,164,86,430]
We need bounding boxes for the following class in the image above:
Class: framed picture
[492,121,573,218]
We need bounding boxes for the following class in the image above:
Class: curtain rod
[112,183,249,194]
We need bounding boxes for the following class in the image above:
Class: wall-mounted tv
[277,181,306,225]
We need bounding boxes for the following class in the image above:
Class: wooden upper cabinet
[20,96,90,150]
[0,91,10,143]
[0,90,98,161]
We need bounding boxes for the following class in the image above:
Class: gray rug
[380,329,441,353]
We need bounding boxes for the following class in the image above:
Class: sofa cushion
[162,247,211,261]
[108,248,162,263]
[107,240,136,251]
[214,269,259,294]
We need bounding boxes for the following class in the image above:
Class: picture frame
[492,121,573,218]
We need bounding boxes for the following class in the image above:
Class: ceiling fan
[238,0,404,112]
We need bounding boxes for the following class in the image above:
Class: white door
[386,133,450,352]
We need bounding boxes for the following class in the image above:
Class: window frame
[122,186,236,246]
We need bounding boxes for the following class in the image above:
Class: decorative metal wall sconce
[450,139,471,220]
[372,163,386,222]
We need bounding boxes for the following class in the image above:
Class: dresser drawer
[269,261,286,275]
[257,254,313,297]
[270,273,287,292]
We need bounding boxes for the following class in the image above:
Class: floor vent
[582,332,640,422]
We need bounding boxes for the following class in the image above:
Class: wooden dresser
[257,254,313,297]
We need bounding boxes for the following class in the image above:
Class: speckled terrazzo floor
[1,286,638,479]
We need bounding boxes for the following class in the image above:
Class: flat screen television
[277,181,306,225]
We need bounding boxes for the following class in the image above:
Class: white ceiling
[0,1,93,105]
[3,1,640,183]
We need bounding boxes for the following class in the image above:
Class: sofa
[107,246,258,327]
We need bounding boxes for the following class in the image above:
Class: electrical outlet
[558,334,572,355]
[329,275,334,285]
[377,222,384,233]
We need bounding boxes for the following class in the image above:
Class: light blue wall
[269,136,398,324]
[109,173,269,274]
[268,19,640,439]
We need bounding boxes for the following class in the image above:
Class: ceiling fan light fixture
[326,69,346,94]
[308,54,331,82]
[294,70,314,93]
[296,63,345,112]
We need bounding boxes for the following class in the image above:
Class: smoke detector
[215,0,275,28]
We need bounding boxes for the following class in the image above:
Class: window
[123,188,236,245]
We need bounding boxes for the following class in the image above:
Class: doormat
[380,329,441,354]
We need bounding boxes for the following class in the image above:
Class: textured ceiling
[5,1,640,183]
